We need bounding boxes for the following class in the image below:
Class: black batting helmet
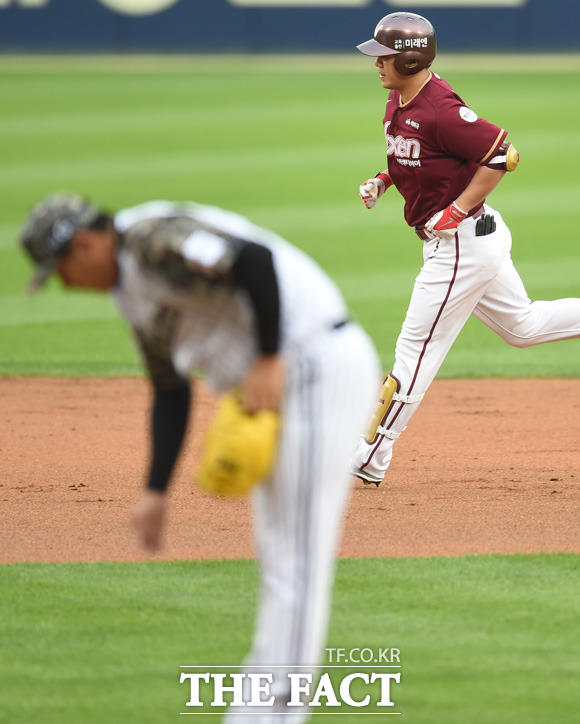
[357,12,437,76]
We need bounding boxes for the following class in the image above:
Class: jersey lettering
[384,121,422,167]
[386,134,421,162]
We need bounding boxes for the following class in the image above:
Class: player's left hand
[241,354,284,414]
[425,201,468,239]
[133,489,166,552]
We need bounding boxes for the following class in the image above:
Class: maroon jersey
[383,73,508,228]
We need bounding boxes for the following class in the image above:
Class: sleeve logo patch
[182,229,227,267]
[460,107,479,123]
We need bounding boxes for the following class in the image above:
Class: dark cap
[20,193,101,293]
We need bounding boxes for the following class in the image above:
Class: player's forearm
[455,166,505,213]
[147,383,191,492]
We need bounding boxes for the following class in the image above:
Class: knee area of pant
[502,312,539,347]
[505,335,534,349]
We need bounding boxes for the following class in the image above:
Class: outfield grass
[0,555,578,723]
[0,55,579,375]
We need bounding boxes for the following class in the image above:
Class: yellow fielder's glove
[196,392,280,497]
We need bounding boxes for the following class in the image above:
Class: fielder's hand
[425,201,468,239]
[359,172,392,210]
[133,489,166,552]
[241,354,284,414]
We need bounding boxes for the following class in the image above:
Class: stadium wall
[1,0,579,53]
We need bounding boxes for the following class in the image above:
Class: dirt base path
[1,378,578,563]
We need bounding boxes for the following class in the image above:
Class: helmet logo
[394,38,429,50]
[45,217,76,254]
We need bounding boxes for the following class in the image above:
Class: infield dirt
[1,378,578,563]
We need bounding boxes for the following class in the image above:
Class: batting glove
[425,201,468,239]
[359,172,392,210]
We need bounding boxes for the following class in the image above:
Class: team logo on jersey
[405,118,420,130]
[460,106,478,123]
[384,121,422,167]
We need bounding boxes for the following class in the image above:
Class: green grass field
[1,555,579,723]
[1,54,579,375]
[1,55,579,724]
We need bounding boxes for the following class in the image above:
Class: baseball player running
[352,12,580,486]
[20,194,379,723]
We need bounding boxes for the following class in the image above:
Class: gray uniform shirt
[112,201,348,392]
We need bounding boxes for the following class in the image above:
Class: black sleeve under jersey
[133,325,192,493]
[146,382,191,492]
[232,241,281,355]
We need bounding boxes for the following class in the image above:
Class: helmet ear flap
[394,51,430,76]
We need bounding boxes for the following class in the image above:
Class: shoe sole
[352,470,382,487]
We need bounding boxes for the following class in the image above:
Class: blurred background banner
[1,0,579,53]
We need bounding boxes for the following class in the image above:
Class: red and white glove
[425,201,468,239]
[359,172,392,210]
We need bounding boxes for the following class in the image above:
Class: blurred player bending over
[352,12,580,486]
[20,194,379,723]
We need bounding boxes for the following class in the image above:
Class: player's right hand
[359,172,392,209]
[133,489,167,552]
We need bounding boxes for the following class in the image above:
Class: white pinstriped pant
[353,204,580,482]
[223,322,379,724]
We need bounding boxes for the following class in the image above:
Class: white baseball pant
[353,204,580,481]
[224,321,379,724]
